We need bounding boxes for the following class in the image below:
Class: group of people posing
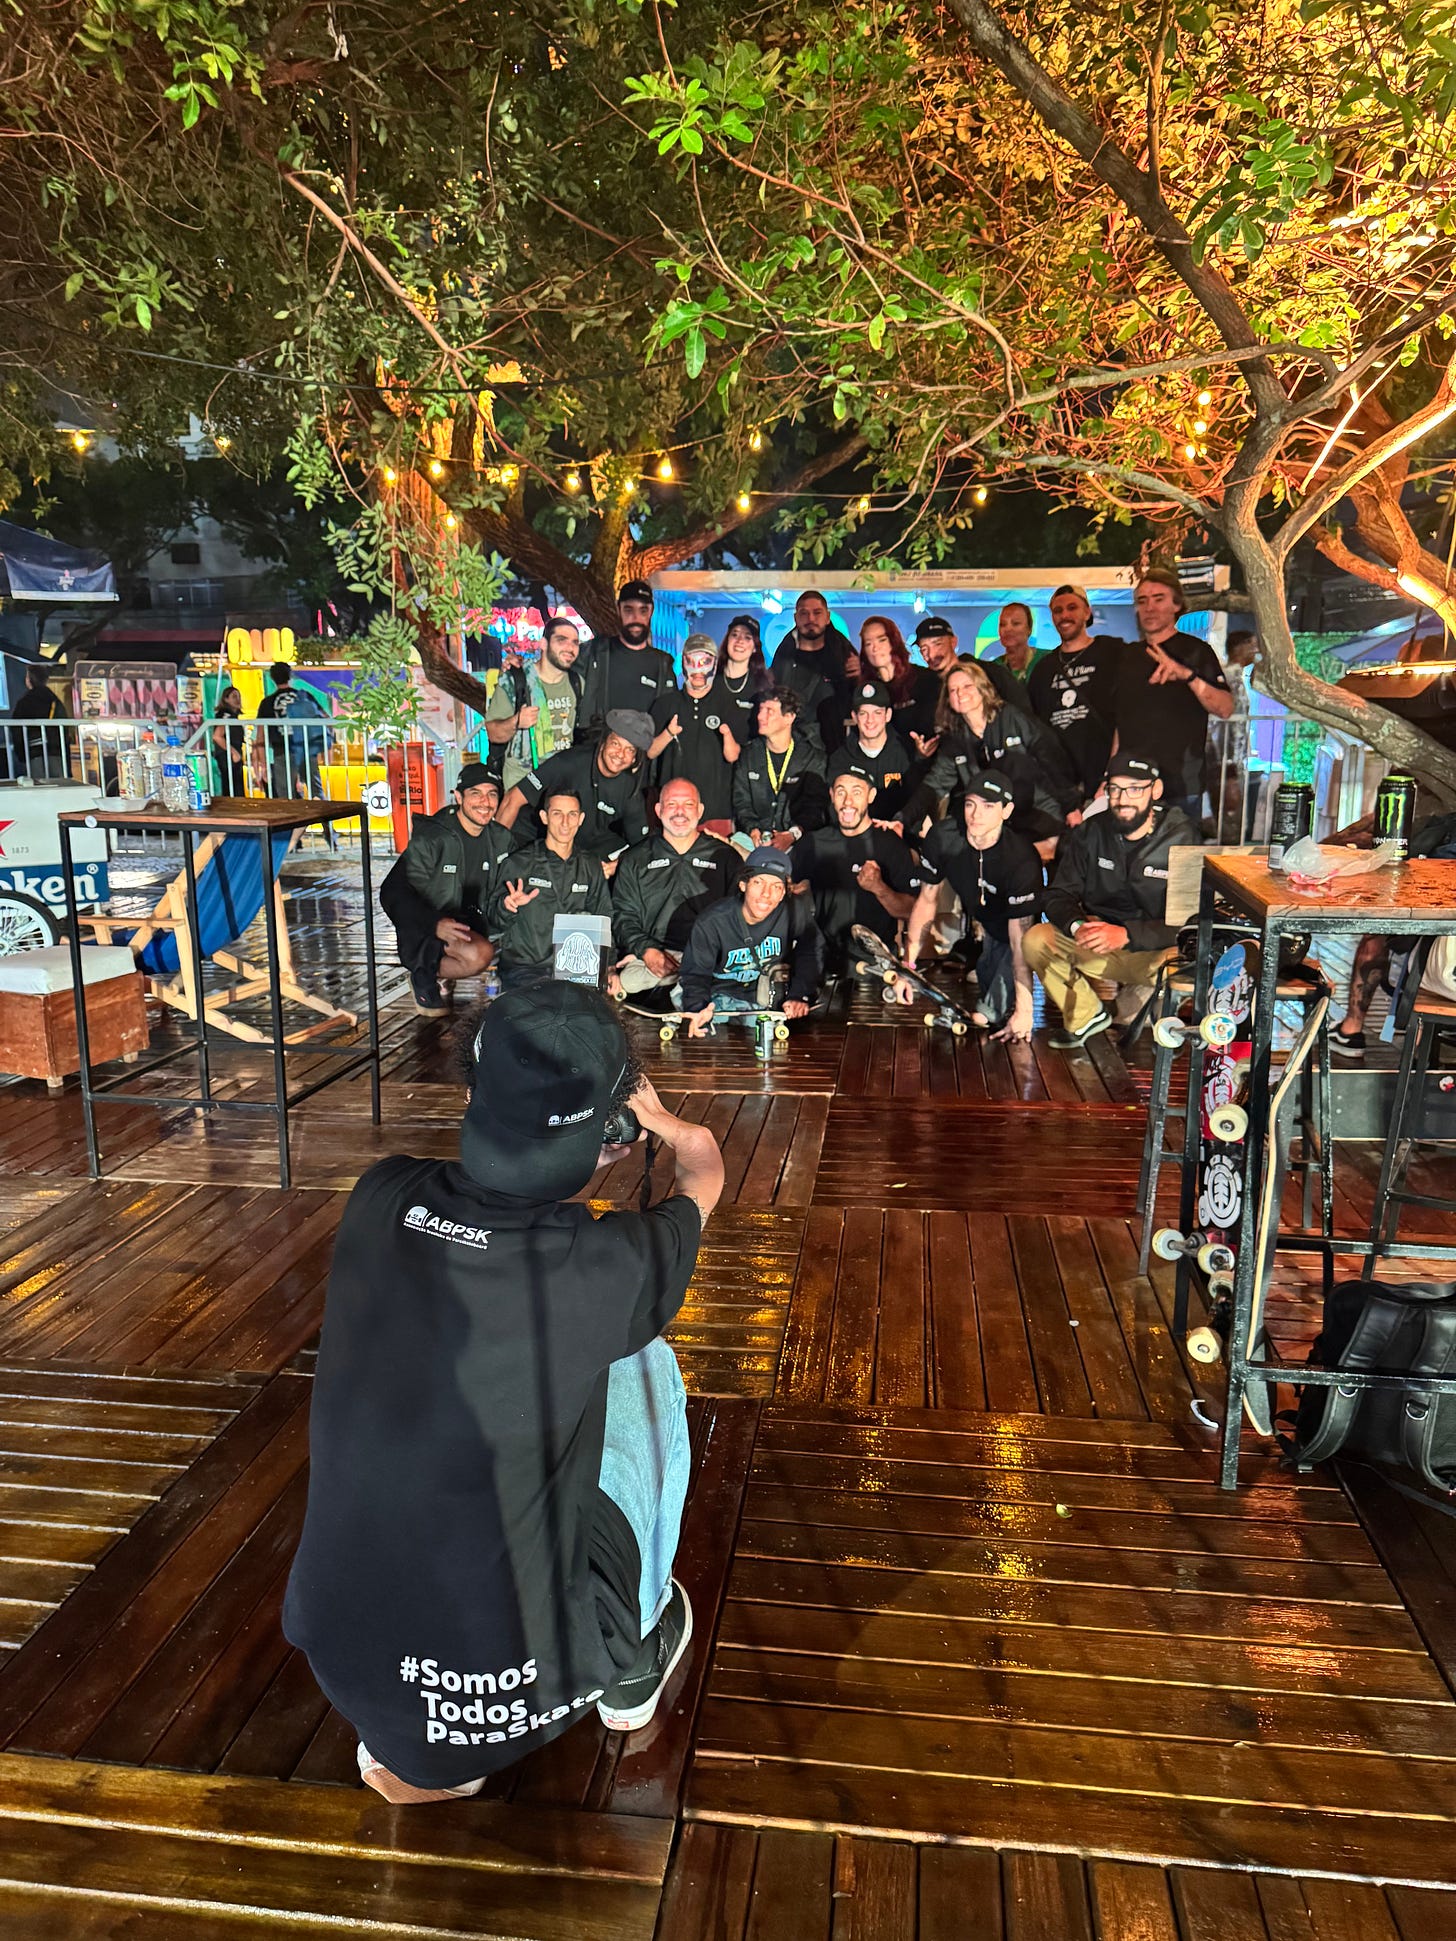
[383,571,1234,1047]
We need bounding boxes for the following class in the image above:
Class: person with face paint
[648,633,741,831]
[790,770,926,972]
[381,762,512,1016]
[1023,752,1195,1047]
[612,779,738,1001]
[1026,585,1120,805]
[574,580,678,741]
[675,847,825,1037]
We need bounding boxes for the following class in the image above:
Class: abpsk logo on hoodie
[403,1205,491,1249]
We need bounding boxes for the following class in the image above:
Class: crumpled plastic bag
[1276,835,1403,885]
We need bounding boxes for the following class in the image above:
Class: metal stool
[1136,960,1334,1275]
[1363,947,1456,1271]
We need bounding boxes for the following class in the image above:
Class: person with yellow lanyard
[729,686,829,851]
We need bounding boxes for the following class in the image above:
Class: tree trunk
[1229,518,1456,808]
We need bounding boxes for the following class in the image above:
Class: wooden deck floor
[0,859,1453,1936]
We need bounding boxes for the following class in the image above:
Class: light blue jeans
[599,1338,690,1636]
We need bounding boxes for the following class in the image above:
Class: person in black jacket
[828,680,921,828]
[907,661,1079,854]
[770,589,857,751]
[574,581,677,738]
[1023,752,1196,1047]
[676,848,826,1036]
[496,711,653,869]
[611,779,737,1004]
[380,763,512,1016]
[490,786,614,987]
[731,687,829,844]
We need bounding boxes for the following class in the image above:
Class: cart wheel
[1186,1326,1224,1365]
[1152,1227,1187,1262]
[774,1022,790,1042]
[1200,1012,1238,1048]
[882,986,901,1005]
[1197,1241,1236,1275]
[659,1024,676,1042]
[0,888,59,957]
[1152,1016,1187,1049]
[1209,1103,1249,1143]
[1207,1272,1234,1301]
[949,1019,969,1037]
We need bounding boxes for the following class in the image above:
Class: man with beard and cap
[496,711,653,872]
[904,771,1043,1042]
[1023,752,1194,1047]
[676,847,826,1037]
[380,763,511,1017]
[790,770,926,973]
[1026,585,1120,806]
[828,680,920,829]
[731,686,829,848]
[611,779,738,1005]
[490,786,615,989]
[283,981,724,1804]
[647,634,743,832]
[574,580,677,739]
[770,589,858,752]
[484,615,584,791]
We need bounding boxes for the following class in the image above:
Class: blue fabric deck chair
[83,831,356,1044]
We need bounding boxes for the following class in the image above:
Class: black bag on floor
[1286,1280,1456,1490]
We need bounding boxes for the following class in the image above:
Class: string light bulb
[748,429,764,453]
[444,511,458,530]
[657,456,675,481]
[736,491,752,512]
[1193,419,1208,436]
[974,485,988,505]
[70,431,90,453]
[213,434,232,453]
[856,495,871,513]
[500,464,518,485]
[381,465,398,485]
[1197,389,1212,407]
[429,458,445,478]
[1184,442,1198,460]
[564,469,582,493]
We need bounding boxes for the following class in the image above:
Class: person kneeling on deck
[1022,752,1193,1050]
[489,786,613,990]
[675,847,825,1038]
[904,772,1041,1043]
[283,982,724,1804]
[379,762,511,1017]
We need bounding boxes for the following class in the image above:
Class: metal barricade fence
[1211,703,1376,844]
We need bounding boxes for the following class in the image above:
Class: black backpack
[1286,1280,1456,1492]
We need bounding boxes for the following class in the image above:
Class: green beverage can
[1374,772,1417,860]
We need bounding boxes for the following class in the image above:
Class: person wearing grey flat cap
[497,710,653,876]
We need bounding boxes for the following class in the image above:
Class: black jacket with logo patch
[489,840,613,972]
[1041,803,1197,950]
[611,833,738,959]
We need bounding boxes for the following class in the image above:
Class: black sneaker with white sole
[597,1580,693,1733]
[1330,1028,1366,1060]
[1048,1007,1111,1051]
[410,967,450,1018]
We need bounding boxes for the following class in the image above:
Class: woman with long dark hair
[712,613,772,750]
[859,615,939,744]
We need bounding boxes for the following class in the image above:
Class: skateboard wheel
[1209,1103,1248,1143]
[882,986,902,1005]
[1186,1326,1224,1365]
[852,960,871,977]
[1152,1227,1187,1262]
[773,1023,789,1041]
[1196,1241,1235,1275]
[1152,1016,1187,1049]
[1200,1012,1238,1048]
[659,1024,676,1042]
[1207,1272,1234,1300]
[950,1020,968,1037]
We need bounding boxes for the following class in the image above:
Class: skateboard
[655,1007,791,1056]
[850,924,976,1036]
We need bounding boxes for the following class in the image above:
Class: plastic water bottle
[161,737,190,812]
[483,965,501,1001]
[140,730,164,800]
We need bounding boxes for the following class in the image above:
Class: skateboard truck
[1150,1228,1236,1276]
[1152,1011,1239,1050]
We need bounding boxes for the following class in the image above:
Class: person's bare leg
[1339,935,1389,1035]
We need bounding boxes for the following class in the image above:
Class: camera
[602,1105,641,1147]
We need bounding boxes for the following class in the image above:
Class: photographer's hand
[629,1074,724,1221]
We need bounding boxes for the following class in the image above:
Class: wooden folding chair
[82,832,357,1045]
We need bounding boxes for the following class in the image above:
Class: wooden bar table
[1188,851,1456,1486]
[57,797,381,1189]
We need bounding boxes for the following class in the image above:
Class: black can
[1374,772,1417,860]
[1269,782,1315,864]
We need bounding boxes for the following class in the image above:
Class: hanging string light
[381,465,398,485]
[444,511,458,530]
[736,490,752,512]
[70,430,90,453]
[973,485,988,505]
[657,456,675,481]
[429,458,445,478]
[564,469,582,493]
[856,495,870,512]
[748,429,764,453]
[1197,389,1212,407]
[213,433,232,454]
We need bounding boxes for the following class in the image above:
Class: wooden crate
[0,955,147,1090]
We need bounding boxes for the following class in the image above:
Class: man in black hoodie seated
[380,763,512,1017]
[675,847,826,1038]
[283,982,724,1803]
[1023,752,1194,1049]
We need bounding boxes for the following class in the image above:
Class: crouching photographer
[283,982,723,1804]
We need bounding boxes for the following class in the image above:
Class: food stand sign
[0,782,110,914]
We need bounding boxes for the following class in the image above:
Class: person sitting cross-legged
[283,982,724,1804]
[1022,752,1194,1049]
[380,762,511,1017]
[675,847,825,1038]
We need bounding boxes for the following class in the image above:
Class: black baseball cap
[617,578,654,605]
[964,770,1014,806]
[1106,751,1162,785]
[743,845,791,882]
[915,614,955,640]
[461,984,629,1201]
[456,761,500,793]
[852,680,891,709]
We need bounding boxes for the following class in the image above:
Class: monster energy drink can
[1374,772,1417,860]
[1268,783,1314,865]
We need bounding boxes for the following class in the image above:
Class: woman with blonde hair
[914,661,1079,856]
